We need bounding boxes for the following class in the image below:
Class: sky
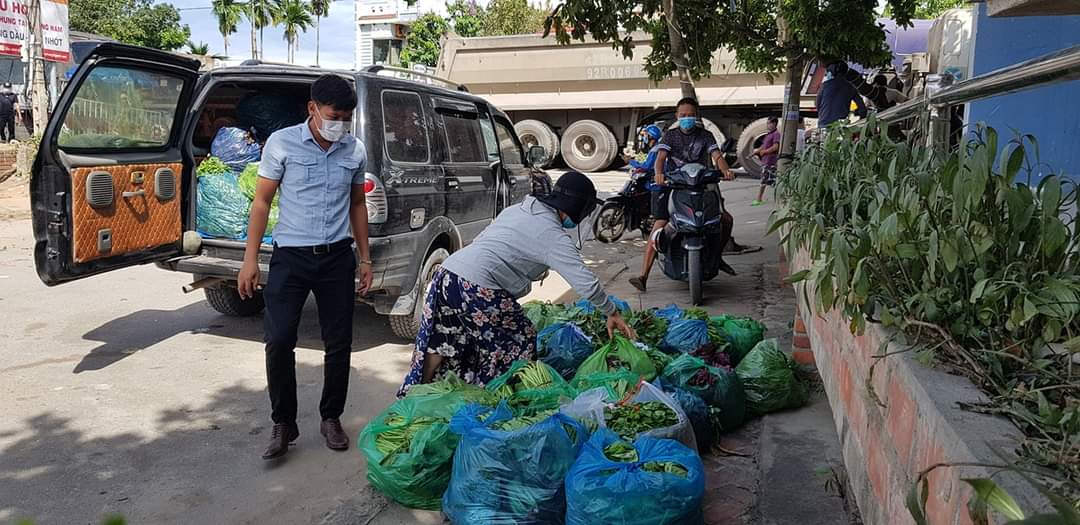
[169,0,358,69]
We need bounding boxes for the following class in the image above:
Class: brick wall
[0,144,17,172]
[791,248,1049,525]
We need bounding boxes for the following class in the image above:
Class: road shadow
[75,297,405,373]
[0,363,404,524]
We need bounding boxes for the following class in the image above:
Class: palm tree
[188,41,211,55]
[275,0,313,64]
[246,0,276,60]
[310,0,331,66]
[211,0,243,58]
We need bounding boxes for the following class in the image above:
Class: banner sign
[0,0,70,63]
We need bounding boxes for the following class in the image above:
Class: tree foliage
[187,41,211,55]
[211,0,244,56]
[447,0,484,37]
[546,0,918,83]
[885,0,966,19]
[480,0,548,37]
[70,0,191,51]
[274,0,313,63]
[401,12,449,67]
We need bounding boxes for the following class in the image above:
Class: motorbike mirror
[527,145,547,167]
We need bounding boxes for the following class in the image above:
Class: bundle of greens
[195,156,230,177]
[486,360,573,415]
[690,342,732,370]
[643,345,674,373]
[522,301,570,332]
[603,401,678,441]
[570,370,641,401]
[600,438,689,477]
[627,309,670,349]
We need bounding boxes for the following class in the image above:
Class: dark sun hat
[536,171,603,224]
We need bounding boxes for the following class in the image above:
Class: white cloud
[169,0,357,69]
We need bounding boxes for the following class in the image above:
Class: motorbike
[654,163,731,305]
[592,166,655,243]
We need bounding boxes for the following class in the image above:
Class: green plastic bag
[661,354,745,431]
[358,374,496,510]
[485,360,574,415]
[711,315,766,365]
[575,335,657,381]
[735,339,807,415]
[238,162,260,200]
[570,369,642,401]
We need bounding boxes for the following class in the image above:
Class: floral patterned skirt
[397,268,536,397]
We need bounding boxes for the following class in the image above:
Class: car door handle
[122,190,146,198]
[446,178,459,189]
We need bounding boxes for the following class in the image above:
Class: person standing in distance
[0,83,17,142]
[237,75,373,460]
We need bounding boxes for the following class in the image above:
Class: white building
[355,0,450,68]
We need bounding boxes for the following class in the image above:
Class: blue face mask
[678,117,697,131]
[561,216,576,229]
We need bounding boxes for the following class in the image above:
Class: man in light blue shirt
[237,75,372,460]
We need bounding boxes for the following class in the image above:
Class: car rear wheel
[561,119,618,173]
[389,248,450,341]
[514,120,559,168]
[205,285,265,317]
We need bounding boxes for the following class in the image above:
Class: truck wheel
[389,248,450,341]
[514,120,559,168]
[204,286,265,317]
[736,117,771,179]
[561,119,617,173]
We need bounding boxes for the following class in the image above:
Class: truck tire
[204,286,265,317]
[389,248,450,341]
[561,119,618,173]
[736,117,772,179]
[514,120,559,168]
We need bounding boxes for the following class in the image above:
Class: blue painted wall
[966,6,1080,182]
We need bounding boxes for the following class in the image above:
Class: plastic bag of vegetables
[655,377,713,451]
[711,315,766,365]
[196,158,250,240]
[661,319,712,354]
[486,360,575,415]
[573,295,631,315]
[570,370,641,401]
[565,429,705,525]
[575,335,657,381]
[561,382,697,450]
[522,301,570,332]
[653,304,684,322]
[661,354,746,432]
[536,322,595,379]
[627,309,670,349]
[210,126,261,172]
[443,402,587,524]
[735,339,807,415]
[358,374,496,510]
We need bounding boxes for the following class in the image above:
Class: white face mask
[317,117,348,142]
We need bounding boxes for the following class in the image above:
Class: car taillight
[365,172,388,224]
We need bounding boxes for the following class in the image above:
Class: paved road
[0,172,851,525]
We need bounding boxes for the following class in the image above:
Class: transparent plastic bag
[565,429,705,525]
[560,382,697,450]
[443,402,587,524]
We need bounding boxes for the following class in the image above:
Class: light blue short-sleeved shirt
[258,121,367,247]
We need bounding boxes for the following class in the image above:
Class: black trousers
[0,114,14,141]
[263,240,356,424]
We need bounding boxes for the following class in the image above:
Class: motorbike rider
[629,97,736,293]
[629,124,663,173]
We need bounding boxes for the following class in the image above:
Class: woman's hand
[607,311,638,340]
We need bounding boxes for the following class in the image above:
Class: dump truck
[434,16,963,175]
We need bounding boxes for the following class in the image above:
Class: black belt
[278,238,354,255]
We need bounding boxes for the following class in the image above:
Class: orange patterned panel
[70,163,183,263]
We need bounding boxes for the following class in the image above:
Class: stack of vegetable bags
[442,402,587,524]
[565,429,705,525]
[358,374,496,510]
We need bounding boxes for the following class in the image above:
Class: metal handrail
[876,44,1080,123]
[362,65,470,92]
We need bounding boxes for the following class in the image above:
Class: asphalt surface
[0,171,851,525]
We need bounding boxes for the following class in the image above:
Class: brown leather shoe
[261,422,299,460]
[320,418,350,451]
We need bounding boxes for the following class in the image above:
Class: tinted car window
[382,90,429,163]
[442,111,486,163]
[495,120,524,165]
[478,116,500,162]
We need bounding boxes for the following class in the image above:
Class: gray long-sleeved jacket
[440,196,617,316]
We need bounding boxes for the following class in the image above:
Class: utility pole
[28,0,49,136]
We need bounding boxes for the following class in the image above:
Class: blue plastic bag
[210,127,261,173]
[661,319,711,354]
[565,429,705,525]
[654,304,684,322]
[196,172,250,239]
[537,322,595,379]
[655,378,713,451]
[443,402,587,525]
[574,295,631,315]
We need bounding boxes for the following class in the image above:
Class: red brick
[792,349,816,366]
[794,315,807,334]
[865,432,890,505]
[886,376,918,469]
[793,333,812,349]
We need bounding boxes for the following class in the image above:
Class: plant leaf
[962,478,1025,521]
[906,478,930,525]
[1004,514,1069,525]
[970,278,991,304]
[785,269,811,284]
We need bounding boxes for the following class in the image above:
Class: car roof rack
[363,65,470,93]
